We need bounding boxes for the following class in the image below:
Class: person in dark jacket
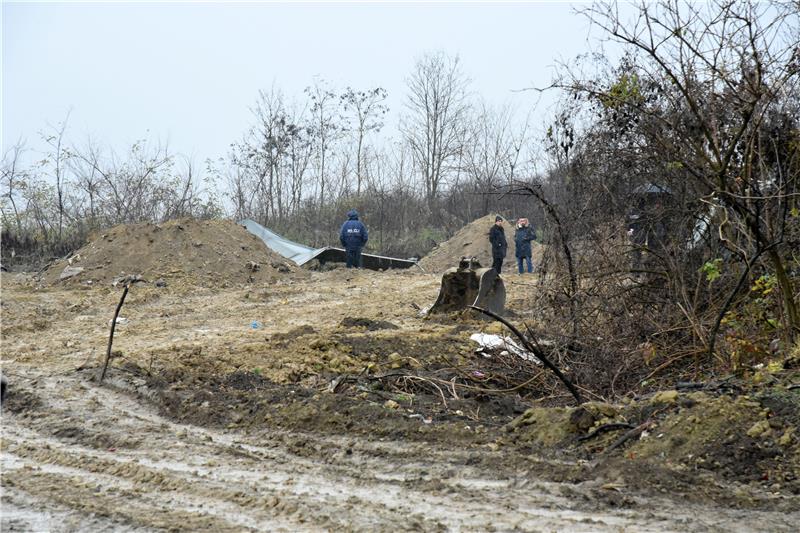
[489,215,507,274]
[514,217,535,274]
[339,209,368,268]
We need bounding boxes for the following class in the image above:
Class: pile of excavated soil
[419,214,545,274]
[504,373,800,494]
[42,218,295,286]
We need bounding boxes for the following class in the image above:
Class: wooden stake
[100,284,130,383]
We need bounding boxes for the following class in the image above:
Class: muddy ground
[2,265,799,531]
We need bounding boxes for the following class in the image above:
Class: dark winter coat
[514,226,535,258]
[340,210,368,250]
[489,224,507,258]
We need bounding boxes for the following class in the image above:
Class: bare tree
[69,136,109,228]
[286,103,313,216]
[1,140,28,235]
[71,137,173,224]
[341,87,389,195]
[40,112,73,241]
[230,88,305,223]
[401,52,471,211]
[507,0,800,391]
[460,102,517,215]
[306,79,345,216]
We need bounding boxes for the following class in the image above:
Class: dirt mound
[419,214,544,273]
[42,218,295,286]
[505,375,800,493]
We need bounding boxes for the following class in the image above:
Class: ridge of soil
[41,218,296,287]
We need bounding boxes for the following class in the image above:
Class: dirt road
[1,366,796,532]
[2,266,798,531]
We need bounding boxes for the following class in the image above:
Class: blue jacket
[340,210,368,250]
[514,226,535,258]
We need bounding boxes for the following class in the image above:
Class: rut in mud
[3,369,798,532]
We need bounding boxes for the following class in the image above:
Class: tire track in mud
[2,369,798,532]
[1,485,153,533]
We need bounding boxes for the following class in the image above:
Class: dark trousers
[346,248,363,268]
[517,256,532,273]
[492,255,504,274]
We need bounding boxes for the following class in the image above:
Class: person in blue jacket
[514,217,536,274]
[339,209,368,268]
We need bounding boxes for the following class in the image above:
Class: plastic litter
[469,333,541,364]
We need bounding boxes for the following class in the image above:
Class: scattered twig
[404,375,449,408]
[602,420,653,455]
[329,365,370,393]
[676,381,706,391]
[640,349,704,383]
[355,385,396,402]
[374,369,544,395]
[99,284,130,383]
[577,422,636,442]
[470,305,583,404]
[573,383,607,402]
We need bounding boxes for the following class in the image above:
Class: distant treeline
[2,50,541,267]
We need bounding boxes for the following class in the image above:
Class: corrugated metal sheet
[240,219,417,270]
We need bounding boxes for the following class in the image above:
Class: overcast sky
[3,1,605,164]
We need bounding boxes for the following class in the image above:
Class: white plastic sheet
[469,333,541,364]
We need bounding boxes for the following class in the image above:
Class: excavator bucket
[429,258,506,316]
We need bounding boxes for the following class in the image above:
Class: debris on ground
[469,332,541,363]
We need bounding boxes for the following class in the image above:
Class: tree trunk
[767,248,800,340]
